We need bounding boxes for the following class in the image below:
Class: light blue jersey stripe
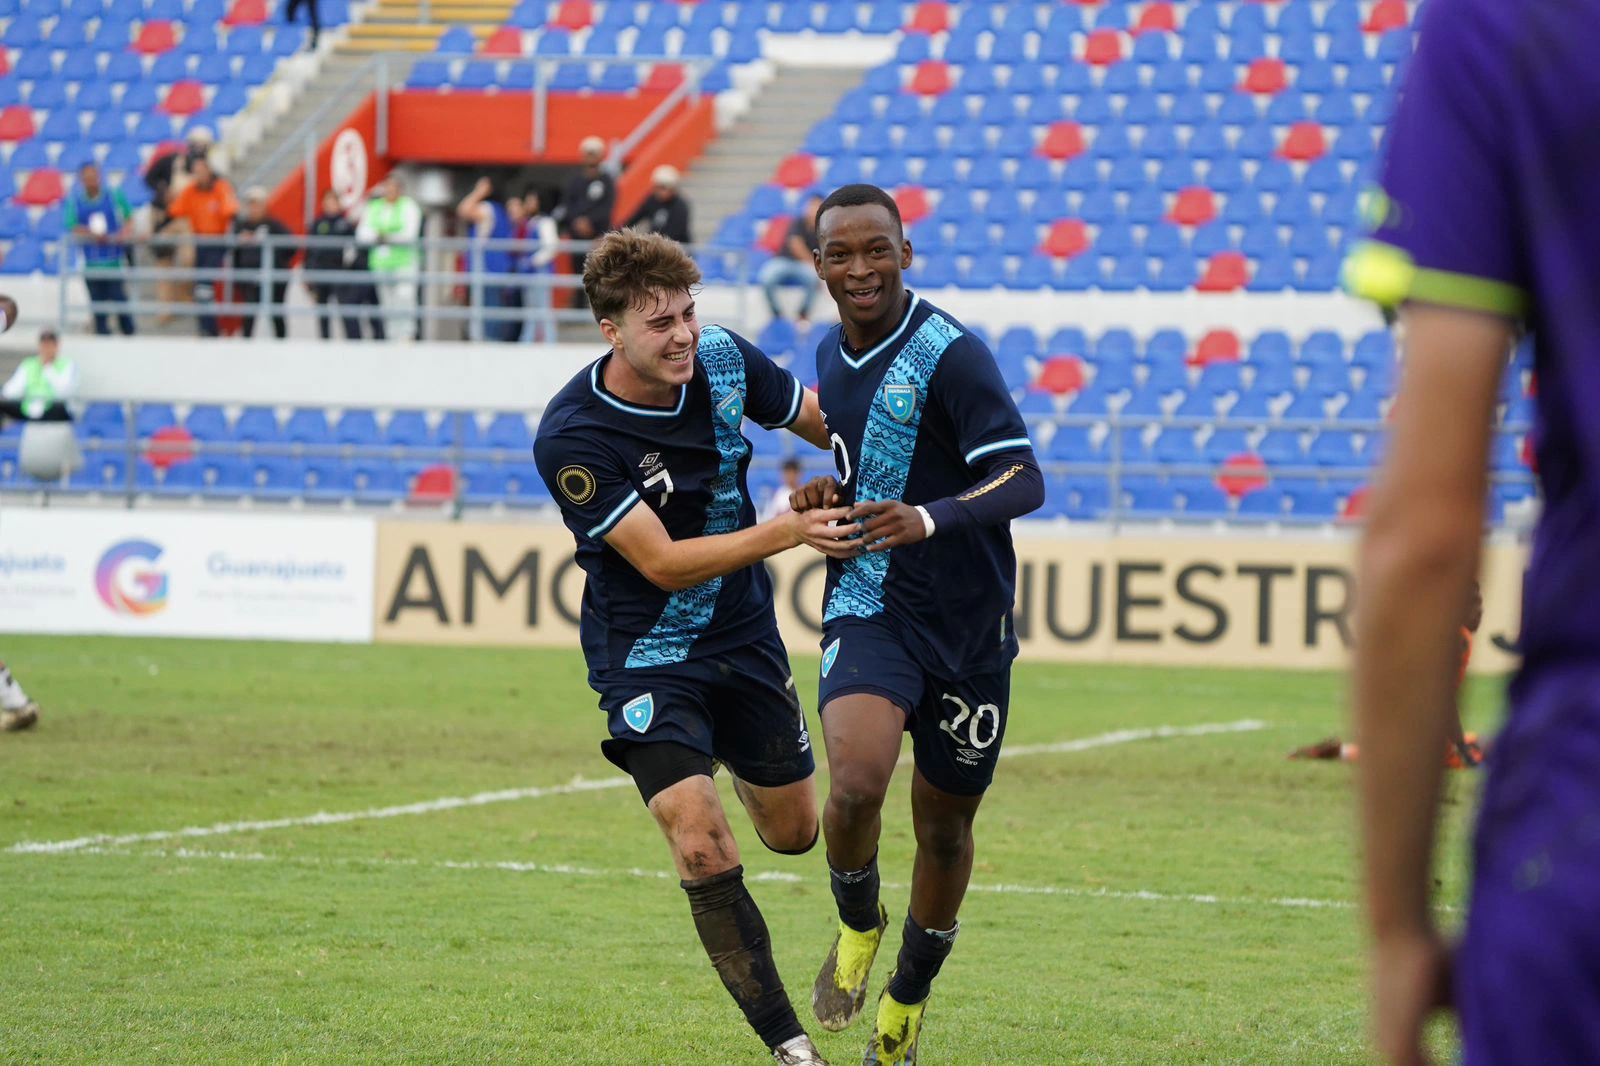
[965,436,1033,464]
[825,311,963,623]
[626,325,750,667]
[586,490,641,539]
[762,376,804,430]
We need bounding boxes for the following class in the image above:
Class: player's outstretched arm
[605,495,855,592]
[851,449,1045,552]
[1353,304,1508,1065]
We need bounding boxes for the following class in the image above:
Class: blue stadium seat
[1153,429,1200,465]
[435,413,485,449]
[285,408,332,446]
[335,410,380,447]
[1238,487,1286,518]
[1287,485,1339,518]
[486,413,534,452]
[1310,430,1361,468]
[384,410,430,447]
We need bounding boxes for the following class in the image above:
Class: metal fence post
[303,132,317,227]
[376,56,390,157]
[57,240,70,331]
[470,242,485,342]
[1109,414,1124,533]
[259,234,272,336]
[533,61,547,155]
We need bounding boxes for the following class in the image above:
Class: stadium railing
[9,400,1538,532]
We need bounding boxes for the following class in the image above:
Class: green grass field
[0,636,1497,1065]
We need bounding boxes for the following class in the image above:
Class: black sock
[681,865,804,1050]
[829,851,881,933]
[887,912,958,1005]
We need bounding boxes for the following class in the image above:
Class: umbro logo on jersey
[639,452,660,468]
[883,383,917,423]
[955,748,984,766]
[717,388,745,427]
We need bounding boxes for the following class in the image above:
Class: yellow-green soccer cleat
[861,985,927,1066]
[812,903,889,1032]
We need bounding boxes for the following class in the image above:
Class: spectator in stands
[285,0,321,50]
[517,187,560,342]
[358,174,422,342]
[555,136,616,308]
[623,165,692,245]
[456,177,521,342]
[758,193,823,325]
[231,187,295,339]
[306,189,362,340]
[66,163,135,336]
[145,127,216,324]
[760,458,804,522]
[2,329,81,481]
[163,154,237,339]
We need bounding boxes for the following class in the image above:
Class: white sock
[0,662,30,711]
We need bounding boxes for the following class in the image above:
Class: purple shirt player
[1346,2,1600,1064]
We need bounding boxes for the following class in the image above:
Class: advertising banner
[373,520,1527,674]
[0,509,376,642]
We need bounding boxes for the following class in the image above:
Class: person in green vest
[356,174,422,341]
[2,328,77,421]
[65,163,135,336]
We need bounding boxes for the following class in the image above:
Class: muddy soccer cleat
[1288,736,1343,760]
[861,985,927,1066]
[814,902,889,1032]
[0,702,38,732]
[773,1034,831,1065]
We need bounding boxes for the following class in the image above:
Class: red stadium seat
[1340,484,1371,521]
[223,0,267,26]
[410,465,457,504]
[1083,29,1123,65]
[1217,454,1268,498]
[1196,251,1249,292]
[1364,0,1408,33]
[0,105,35,141]
[1038,121,1085,160]
[906,1,950,34]
[758,216,792,254]
[1134,2,1176,34]
[133,20,178,54]
[1522,435,1537,473]
[894,186,930,226]
[1040,219,1089,259]
[908,60,952,95]
[159,81,206,116]
[1279,121,1328,161]
[550,0,593,31]
[642,63,684,91]
[1241,57,1287,95]
[145,426,195,470]
[1194,329,1241,365]
[0,49,9,75]
[482,26,523,56]
[774,155,816,189]
[17,169,65,206]
[1168,187,1216,226]
[1034,356,1086,396]
[1070,0,1104,6]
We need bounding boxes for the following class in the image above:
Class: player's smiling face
[601,287,700,401]
[815,203,913,348]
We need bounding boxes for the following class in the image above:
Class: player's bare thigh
[820,693,906,802]
[730,773,819,855]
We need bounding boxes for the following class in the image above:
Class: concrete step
[368,8,514,22]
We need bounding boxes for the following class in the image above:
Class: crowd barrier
[0,508,1527,675]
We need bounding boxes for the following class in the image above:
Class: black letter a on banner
[386,546,449,623]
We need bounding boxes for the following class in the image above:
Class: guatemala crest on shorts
[622,693,655,733]
[883,383,917,424]
[821,638,841,678]
[716,388,745,427]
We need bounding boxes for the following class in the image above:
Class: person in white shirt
[356,175,424,341]
[1,327,76,420]
[761,458,804,522]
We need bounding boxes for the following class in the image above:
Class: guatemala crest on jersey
[622,693,655,733]
[883,383,917,424]
[821,638,841,678]
[716,388,745,427]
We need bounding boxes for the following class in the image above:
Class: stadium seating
[0,0,354,272]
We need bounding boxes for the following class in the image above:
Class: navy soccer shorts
[591,628,816,792]
[817,618,1011,796]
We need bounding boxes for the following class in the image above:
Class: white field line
[5,719,1266,856]
[56,844,1365,913]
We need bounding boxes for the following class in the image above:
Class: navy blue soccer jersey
[816,292,1035,675]
[534,325,806,671]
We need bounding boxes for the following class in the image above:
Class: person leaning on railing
[231,187,295,340]
[357,174,422,342]
[65,162,135,336]
[306,188,364,340]
[162,154,237,339]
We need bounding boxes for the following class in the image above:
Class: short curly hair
[582,229,702,325]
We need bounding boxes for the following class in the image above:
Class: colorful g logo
[95,540,169,615]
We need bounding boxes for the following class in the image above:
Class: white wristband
[915,505,936,540]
